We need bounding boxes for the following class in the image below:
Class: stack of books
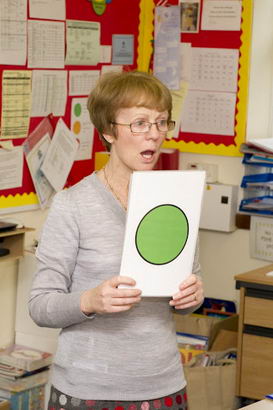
[0,344,52,408]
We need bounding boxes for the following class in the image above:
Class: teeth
[142,153,153,158]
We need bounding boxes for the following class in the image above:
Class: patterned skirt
[48,385,188,410]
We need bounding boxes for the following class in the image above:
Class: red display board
[0,0,140,208]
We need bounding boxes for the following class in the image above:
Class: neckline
[93,172,127,216]
[102,167,128,211]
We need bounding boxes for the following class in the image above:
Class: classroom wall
[0,0,272,348]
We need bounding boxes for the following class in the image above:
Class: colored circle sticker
[135,204,189,265]
[74,103,82,117]
[73,121,81,135]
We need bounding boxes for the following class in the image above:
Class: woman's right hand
[80,276,142,315]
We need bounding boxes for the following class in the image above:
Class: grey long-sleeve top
[28,172,202,401]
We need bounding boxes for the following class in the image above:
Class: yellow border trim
[0,192,39,209]
[163,0,253,157]
[137,0,155,72]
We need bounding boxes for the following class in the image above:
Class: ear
[103,133,115,145]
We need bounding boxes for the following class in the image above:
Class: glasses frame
[111,120,176,134]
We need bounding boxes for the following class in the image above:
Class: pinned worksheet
[119,170,205,296]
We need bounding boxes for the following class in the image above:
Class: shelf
[0,227,34,263]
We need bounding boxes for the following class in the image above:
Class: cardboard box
[173,312,238,350]
[0,400,10,410]
[210,329,238,351]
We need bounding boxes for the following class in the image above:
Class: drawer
[244,296,273,328]
[240,333,273,400]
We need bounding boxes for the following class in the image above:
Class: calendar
[190,47,239,93]
[181,90,237,136]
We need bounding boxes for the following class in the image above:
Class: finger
[179,274,198,290]
[112,288,142,298]
[109,275,137,288]
[172,300,197,310]
[111,296,142,306]
[171,292,197,306]
[172,285,197,300]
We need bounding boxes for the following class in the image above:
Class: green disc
[74,103,82,117]
[135,204,189,265]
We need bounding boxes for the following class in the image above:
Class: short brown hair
[87,70,172,151]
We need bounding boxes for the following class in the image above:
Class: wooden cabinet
[0,227,34,262]
[235,266,273,400]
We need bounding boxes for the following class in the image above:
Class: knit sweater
[29,172,201,400]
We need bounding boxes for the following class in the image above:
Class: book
[0,345,52,372]
[242,138,273,155]
[0,368,49,394]
[176,332,208,348]
[119,170,205,296]
[0,363,26,380]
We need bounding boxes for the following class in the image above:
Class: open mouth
[141,150,155,160]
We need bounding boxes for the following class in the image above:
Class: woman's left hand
[169,274,204,310]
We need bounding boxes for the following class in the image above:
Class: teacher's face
[106,106,168,173]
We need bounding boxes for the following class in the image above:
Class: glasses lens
[130,120,175,133]
[167,121,175,131]
[131,121,149,133]
[157,120,175,131]
[157,120,169,131]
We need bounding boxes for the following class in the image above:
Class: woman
[29,70,204,409]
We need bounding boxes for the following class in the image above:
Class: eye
[157,119,168,126]
[132,120,147,128]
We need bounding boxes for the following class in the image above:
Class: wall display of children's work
[0,0,149,213]
[150,0,253,157]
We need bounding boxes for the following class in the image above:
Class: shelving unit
[239,152,273,215]
[0,228,34,263]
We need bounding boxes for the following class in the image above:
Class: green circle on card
[135,204,189,265]
[74,103,82,117]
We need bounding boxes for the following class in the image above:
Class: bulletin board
[0,0,144,212]
[158,0,253,157]
[0,0,253,212]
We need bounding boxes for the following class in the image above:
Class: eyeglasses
[111,119,175,134]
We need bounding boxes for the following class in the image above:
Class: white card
[120,170,205,296]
